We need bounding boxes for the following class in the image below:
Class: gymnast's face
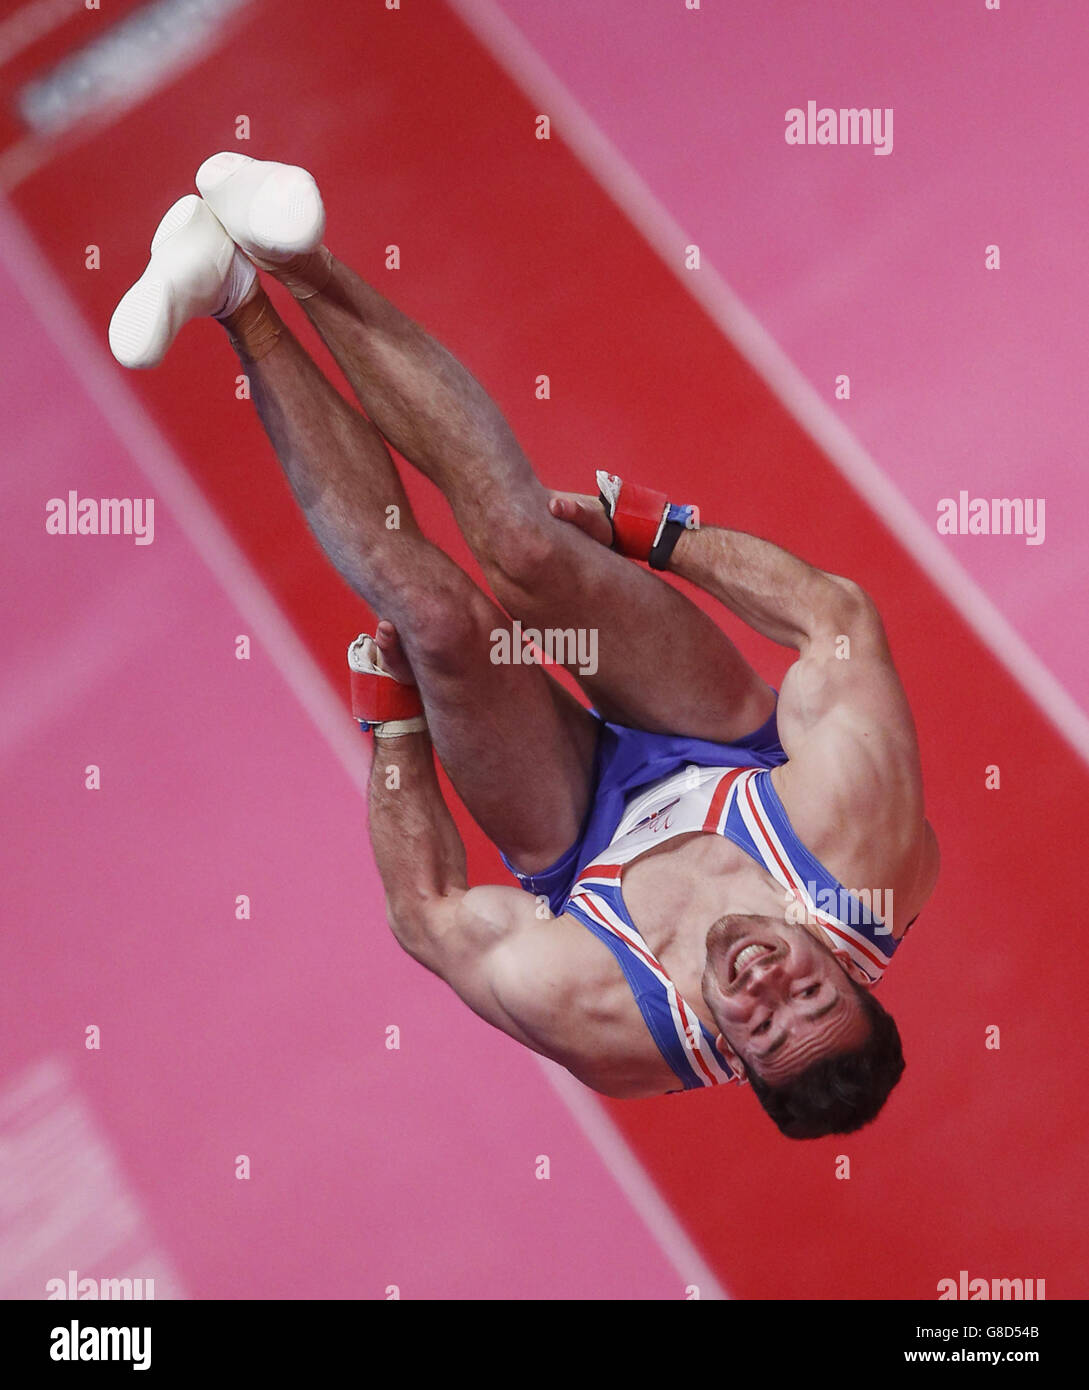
[702,914,872,1084]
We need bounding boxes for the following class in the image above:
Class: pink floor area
[0,253,705,1301]
[489,0,1089,712]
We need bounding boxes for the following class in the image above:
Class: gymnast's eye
[753,1019,772,1035]
[802,984,820,997]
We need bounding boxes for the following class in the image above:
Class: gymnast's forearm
[668,525,870,651]
[367,732,468,953]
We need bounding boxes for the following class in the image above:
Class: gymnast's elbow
[804,573,886,650]
[382,888,461,973]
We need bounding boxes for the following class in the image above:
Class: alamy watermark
[45,491,155,545]
[785,882,894,935]
[936,1271,1045,1300]
[490,620,598,677]
[46,1269,155,1299]
[936,492,1044,545]
[785,101,893,156]
[49,1321,151,1371]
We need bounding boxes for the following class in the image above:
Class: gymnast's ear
[715,1033,749,1085]
[831,949,873,989]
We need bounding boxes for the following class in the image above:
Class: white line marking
[0,197,719,1299]
[446,0,1089,770]
[0,0,80,72]
[536,1059,730,1299]
[0,1058,187,1299]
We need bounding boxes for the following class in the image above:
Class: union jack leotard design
[563,764,899,1091]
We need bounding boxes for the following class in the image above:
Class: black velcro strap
[648,519,686,570]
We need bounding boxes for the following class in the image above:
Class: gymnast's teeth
[733,943,773,977]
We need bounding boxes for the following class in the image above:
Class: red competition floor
[6,0,1086,1297]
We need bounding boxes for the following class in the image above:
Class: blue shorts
[500,702,788,916]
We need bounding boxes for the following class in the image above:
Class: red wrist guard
[350,668,423,725]
[348,634,425,729]
[603,478,669,560]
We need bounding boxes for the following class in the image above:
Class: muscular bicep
[392,884,554,1054]
[774,581,913,749]
[772,585,927,874]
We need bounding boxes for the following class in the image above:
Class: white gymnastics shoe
[195,152,325,266]
[108,194,256,368]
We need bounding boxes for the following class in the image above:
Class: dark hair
[744,984,904,1139]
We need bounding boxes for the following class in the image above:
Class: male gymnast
[109,155,939,1137]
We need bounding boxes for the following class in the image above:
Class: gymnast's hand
[372,619,418,686]
[547,490,613,546]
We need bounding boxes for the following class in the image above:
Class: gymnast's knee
[486,516,561,597]
[395,578,492,674]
